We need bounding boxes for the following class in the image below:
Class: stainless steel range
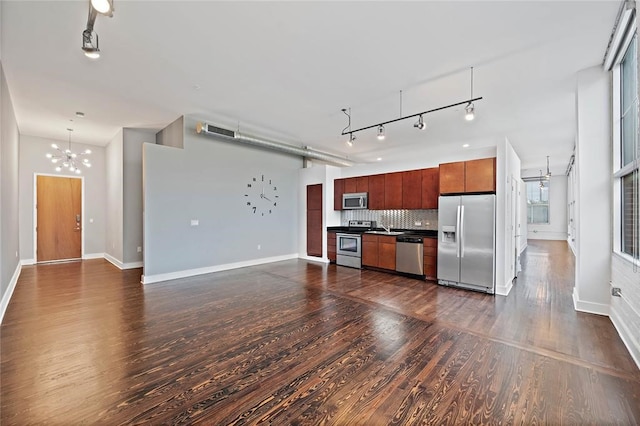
[336,220,376,269]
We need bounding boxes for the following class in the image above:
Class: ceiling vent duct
[196,122,354,167]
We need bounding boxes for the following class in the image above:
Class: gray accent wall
[1,62,20,299]
[18,135,107,260]
[143,115,301,278]
[123,128,154,264]
[156,116,184,148]
[106,130,123,262]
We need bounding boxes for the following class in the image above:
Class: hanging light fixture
[46,129,92,174]
[81,0,114,59]
[546,155,551,178]
[82,29,100,59]
[346,133,356,147]
[91,0,114,16]
[342,108,356,147]
[340,66,482,143]
[464,67,475,121]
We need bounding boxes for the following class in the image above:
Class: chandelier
[46,129,92,174]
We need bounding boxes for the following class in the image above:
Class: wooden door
[402,170,422,209]
[306,184,323,257]
[439,161,465,194]
[465,157,496,193]
[421,167,439,209]
[368,174,385,210]
[384,172,403,209]
[37,175,82,262]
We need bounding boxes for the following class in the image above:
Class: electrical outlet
[137,247,142,253]
[257,244,261,250]
[414,221,422,226]
[190,219,199,226]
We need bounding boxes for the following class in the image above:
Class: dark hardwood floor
[1,240,639,424]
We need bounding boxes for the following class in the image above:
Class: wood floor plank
[1,241,639,424]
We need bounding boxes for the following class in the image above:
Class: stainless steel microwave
[342,192,368,209]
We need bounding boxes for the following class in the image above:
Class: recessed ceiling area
[0,1,620,173]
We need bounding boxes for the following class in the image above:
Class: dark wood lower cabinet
[362,234,396,270]
[424,237,437,280]
[327,231,336,262]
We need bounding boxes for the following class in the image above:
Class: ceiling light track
[341,96,483,136]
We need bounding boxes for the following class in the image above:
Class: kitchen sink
[365,230,405,236]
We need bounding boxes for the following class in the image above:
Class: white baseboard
[495,279,513,296]
[104,253,143,270]
[298,255,330,264]
[0,262,22,325]
[610,303,640,370]
[83,252,105,260]
[572,287,610,316]
[21,259,35,266]
[141,253,299,284]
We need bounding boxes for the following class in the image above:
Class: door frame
[33,173,86,262]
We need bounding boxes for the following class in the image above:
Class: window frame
[611,20,639,266]
[525,179,550,225]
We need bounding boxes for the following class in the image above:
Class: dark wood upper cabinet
[402,170,422,209]
[368,174,385,210]
[439,158,496,194]
[465,157,496,193]
[344,177,357,193]
[356,176,369,193]
[334,178,344,210]
[439,161,466,194]
[384,172,403,209]
[421,167,439,209]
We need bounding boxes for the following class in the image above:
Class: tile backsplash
[342,209,438,230]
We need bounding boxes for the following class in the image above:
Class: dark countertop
[327,227,437,238]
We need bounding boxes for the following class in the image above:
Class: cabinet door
[402,170,422,209]
[356,176,369,193]
[439,161,465,194]
[334,179,344,210]
[307,184,323,211]
[362,234,379,267]
[368,174,385,210]
[306,210,322,257]
[421,167,439,209]
[384,172,403,209]
[344,177,358,193]
[465,157,496,193]
[327,232,337,262]
[378,236,396,270]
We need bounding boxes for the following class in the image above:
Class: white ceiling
[1,1,620,173]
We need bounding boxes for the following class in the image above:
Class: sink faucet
[380,223,391,233]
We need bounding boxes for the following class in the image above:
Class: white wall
[519,179,528,253]
[0,61,20,322]
[18,135,107,261]
[573,66,611,315]
[521,174,568,240]
[142,115,301,283]
[496,138,522,296]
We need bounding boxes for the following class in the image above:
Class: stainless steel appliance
[396,235,424,276]
[336,220,376,269]
[342,192,368,210]
[438,194,496,294]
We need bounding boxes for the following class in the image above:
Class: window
[615,31,639,262]
[526,180,549,224]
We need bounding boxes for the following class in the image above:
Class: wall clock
[245,174,279,216]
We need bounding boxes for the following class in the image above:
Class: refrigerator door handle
[456,205,461,258]
[459,205,465,258]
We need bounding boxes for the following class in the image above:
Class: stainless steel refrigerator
[437,194,496,294]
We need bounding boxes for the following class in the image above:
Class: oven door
[336,233,361,257]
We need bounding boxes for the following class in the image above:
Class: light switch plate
[191,219,199,226]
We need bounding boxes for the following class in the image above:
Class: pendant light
[414,114,426,130]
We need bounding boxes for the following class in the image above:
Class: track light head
[91,0,114,16]
[377,125,385,141]
[81,30,100,59]
[346,133,356,147]
[414,115,426,130]
[464,103,475,121]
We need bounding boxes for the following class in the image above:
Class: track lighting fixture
[346,133,356,147]
[340,67,482,143]
[81,0,113,59]
[545,156,551,178]
[82,29,100,59]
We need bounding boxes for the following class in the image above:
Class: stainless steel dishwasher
[396,235,424,276]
